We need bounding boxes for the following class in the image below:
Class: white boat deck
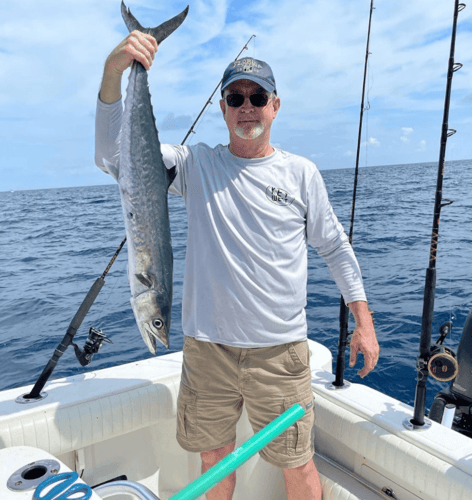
[1,340,471,499]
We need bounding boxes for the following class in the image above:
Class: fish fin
[166,166,177,189]
[149,6,189,44]
[121,2,189,45]
[136,272,155,289]
[120,1,145,33]
[103,158,119,182]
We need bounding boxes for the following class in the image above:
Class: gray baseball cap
[221,57,277,96]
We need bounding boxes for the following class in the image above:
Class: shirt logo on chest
[265,186,295,206]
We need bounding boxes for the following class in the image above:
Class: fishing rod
[332,0,375,388]
[21,239,125,401]
[409,0,466,428]
[21,36,256,403]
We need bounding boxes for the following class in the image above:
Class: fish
[118,1,189,353]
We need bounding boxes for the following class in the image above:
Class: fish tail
[121,1,189,44]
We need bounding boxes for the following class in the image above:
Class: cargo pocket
[283,389,315,457]
[288,341,310,374]
[177,382,198,442]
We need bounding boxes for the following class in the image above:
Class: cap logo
[234,58,262,75]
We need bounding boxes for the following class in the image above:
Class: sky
[1,0,471,191]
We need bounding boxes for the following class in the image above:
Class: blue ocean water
[1,159,471,412]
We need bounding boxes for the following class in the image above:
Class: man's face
[220,80,280,141]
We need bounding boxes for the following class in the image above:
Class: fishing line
[363,57,374,170]
[449,311,456,343]
[364,104,369,168]
[362,79,372,300]
[186,103,212,146]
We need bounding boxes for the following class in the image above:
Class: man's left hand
[347,301,379,378]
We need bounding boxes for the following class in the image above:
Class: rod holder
[441,404,456,428]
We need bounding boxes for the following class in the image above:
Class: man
[95,31,379,500]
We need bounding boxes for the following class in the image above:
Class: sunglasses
[225,93,269,108]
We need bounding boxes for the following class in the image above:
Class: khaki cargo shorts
[176,336,315,469]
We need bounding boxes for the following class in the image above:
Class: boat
[1,1,471,499]
[2,335,472,500]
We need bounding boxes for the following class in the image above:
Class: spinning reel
[72,327,113,367]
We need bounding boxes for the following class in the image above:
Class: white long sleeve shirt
[95,97,367,347]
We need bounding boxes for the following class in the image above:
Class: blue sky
[1,0,471,191]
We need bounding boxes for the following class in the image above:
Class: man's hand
[105,31,158,75]
[100,31,159,104]
[347,301,379,378]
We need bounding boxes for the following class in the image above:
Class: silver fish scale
[118,60,174,351]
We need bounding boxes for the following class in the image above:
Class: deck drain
[7,459,60,491]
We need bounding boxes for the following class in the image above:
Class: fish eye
[152,319,164,329]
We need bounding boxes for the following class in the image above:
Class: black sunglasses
[225,93,269,108]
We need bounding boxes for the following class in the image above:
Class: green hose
[169,403,306,500]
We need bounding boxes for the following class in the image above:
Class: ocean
[1,159,471,412]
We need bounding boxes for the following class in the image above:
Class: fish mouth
[143,322,170,352]
[130,291,171,353]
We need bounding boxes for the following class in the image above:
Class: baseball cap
[221,58,277,96]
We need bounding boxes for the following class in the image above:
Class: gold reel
[428,345,459,382]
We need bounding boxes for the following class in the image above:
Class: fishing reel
[429,308,472,437]
[427,321,459,382]
[72,327,113,367]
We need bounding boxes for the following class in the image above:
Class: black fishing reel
[72,327,113,367]
[429,308,472,437]
[427,321,459,382]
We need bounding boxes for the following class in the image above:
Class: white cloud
[0,1,120,108]
[185,0,228,44]
[361,137,380,148]
[227,0,472,114]
[400,127,413,143]
[161,113,193,130]
[1,0,472,189]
